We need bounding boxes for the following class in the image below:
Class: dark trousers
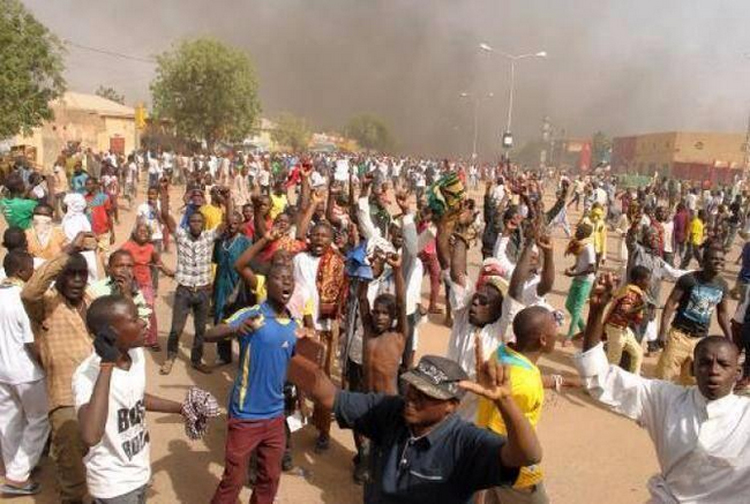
[680,242,702,269]
[211,416,285,504]
[167,284,210,364]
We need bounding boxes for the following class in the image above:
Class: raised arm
[509,238,535,301]
[21,232,90,322]
[159,183,178,236]
[78,365,114,447]
[234,230,280,290]
[387,253,408,335]
[296,189,325,241]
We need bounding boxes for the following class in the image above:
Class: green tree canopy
[150,37,261,148]
[95,85,125,105]
[271,113,312,153]
[0,0,65,138]
[343,114,394,152]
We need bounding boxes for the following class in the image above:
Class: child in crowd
[563,222,596,344]
[358,253,407,395]
[604,265,652,375]
[120,222,175,351]
[0,251,49,496]
[73,295,185,503]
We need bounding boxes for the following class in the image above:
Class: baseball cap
[400,355,469,401]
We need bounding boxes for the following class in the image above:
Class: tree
[150,37,261,148]
[0,0,65,138]
[95,85,125,105]
[343,114,394,152]
[271,113,312,153]
[592,131,612,166]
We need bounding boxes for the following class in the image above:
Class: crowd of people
[0,145,748,503]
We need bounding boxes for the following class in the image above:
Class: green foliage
[0,0,66,138]
[344,114,394,152]
[271,113,312,152]
[95,85,125,105]
[150,37,261,147]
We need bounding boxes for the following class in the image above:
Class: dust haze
[21,0,750,158]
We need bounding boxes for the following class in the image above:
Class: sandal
[2,482,41,496]
[160,359,174,375]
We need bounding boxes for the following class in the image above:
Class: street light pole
[507,59,515,134]
[460,91,493,160]
[479,43,546,152]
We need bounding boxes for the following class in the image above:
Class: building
[14,91,137,170]
[611,131,746,183]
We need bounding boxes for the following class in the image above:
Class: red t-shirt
[120,240,154,287]
[85,192,112,235]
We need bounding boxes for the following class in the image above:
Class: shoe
[159,359,174,375]
[428,306,443,315]
[281,453,294,472]
[1,482,41,496]
[314,434,330,454]
[192,362,213,375]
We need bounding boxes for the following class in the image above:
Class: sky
[21,0,750,158]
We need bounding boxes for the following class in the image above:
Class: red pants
[211,416,285,504]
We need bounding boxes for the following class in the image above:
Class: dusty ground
[5,181,738,504]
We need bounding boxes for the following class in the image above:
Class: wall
[673,132,745,167]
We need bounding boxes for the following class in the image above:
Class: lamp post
[459,91,494,160]
[479,43,546,151]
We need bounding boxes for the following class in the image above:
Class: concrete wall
[673,132,745,167]
[15,105,135,171]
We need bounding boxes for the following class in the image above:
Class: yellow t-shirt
[200,204,224,231]
[269,193,288,221]
[690,218,704,246]
[476,345,544,488]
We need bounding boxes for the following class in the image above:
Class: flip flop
[2,482,41,496]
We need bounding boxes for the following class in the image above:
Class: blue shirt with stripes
[224,302,297,420]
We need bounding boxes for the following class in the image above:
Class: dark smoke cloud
[22,0,750,158]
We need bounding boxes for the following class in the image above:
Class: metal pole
[472,98,479,159]
[506,59,515,133]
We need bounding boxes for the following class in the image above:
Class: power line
[63,39,157,64]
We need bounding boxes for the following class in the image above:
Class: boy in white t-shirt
[73,295,184,503]
[0,250,49,496]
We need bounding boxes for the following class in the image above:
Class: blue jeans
[167,284,210,364]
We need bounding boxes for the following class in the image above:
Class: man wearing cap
[289,350,541,504]
[436,209,509,421]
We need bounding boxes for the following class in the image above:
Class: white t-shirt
[0,283,44,384]
[662,221,674,254]
[136,202,163,241]
[293,252,326,330]
[73,348,150,499]
[573,243,597,283]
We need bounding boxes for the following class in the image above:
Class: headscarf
[61,192,91,240]
[475,258,509,296]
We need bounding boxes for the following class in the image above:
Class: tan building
[612,131,746,183]
[14,91,137,170]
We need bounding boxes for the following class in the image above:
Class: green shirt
[0,197,38,230]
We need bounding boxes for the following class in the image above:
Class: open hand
[458,336,512,401]
[589,272,619,310]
